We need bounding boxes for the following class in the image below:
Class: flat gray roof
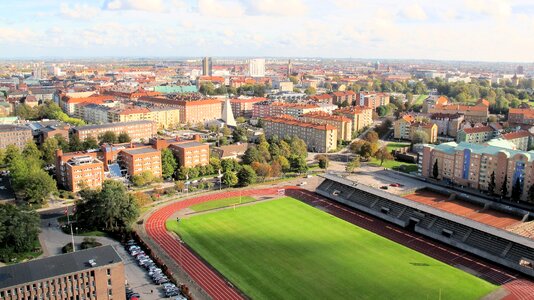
[121,147,160,155]
[172,141,205,149]
[321,174,534,248]
[0,245,122,289]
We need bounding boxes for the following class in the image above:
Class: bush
[80,237,102,250]
[62,243,73,253]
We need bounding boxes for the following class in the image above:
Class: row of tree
[0,204,40,262]
[15,101,86,126]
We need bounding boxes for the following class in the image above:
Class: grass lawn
[369,158,418,173]
[386,142,411,152]
[413,94,428,105]
[167,197,497,300]
[188,196,256,212]
[2,240,43,264]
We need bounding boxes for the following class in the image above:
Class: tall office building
[202,57,212,76]
[249,58,265,77]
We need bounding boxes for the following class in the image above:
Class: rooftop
[429,141,534,161]
[0,246,122,290]
[171,141,207,149]
[74,120,155,131]
[121,147,160,155]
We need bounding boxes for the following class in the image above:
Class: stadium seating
[316,176,534,277]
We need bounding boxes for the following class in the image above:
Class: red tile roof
[502,130,531,140]
[462,126,494,134]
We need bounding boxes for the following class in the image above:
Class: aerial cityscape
[1,1,534,300]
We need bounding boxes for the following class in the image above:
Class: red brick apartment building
[230,98,266,117]
[55,150,104,193]
[0,246,125,300]
[118,147,162,177]
[72,120,157,142]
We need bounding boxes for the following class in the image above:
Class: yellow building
[108,106,180,129]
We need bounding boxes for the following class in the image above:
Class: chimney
[130,141,134,148]
[56,148,63,158]
[193,134,201,142]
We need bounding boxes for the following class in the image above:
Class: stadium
[144,176,534,299]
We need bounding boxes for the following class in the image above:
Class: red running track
[145,187,282,300]
[145,187,534,300]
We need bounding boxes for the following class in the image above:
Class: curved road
[145,187,534,300]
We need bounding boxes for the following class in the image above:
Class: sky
[1,0,534,62]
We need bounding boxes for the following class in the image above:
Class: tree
[41,137,60,165]
[14,104,35,120]
[23,171,58,205]
[251,162,272,182]
[131,192,152,207]
[511,178,522,202]
[118,132,131,143]
[412,131,430,144]
[68,134,82,152]
[304,86,316,95]
[23,141,41,161]
[289,76,299,84]
[236,116,246,124]
[243,146,262,164]
[375,146,393,166]
[237,165,257,187]
[99,131,118,144]
[221,158,241,173]
[432,159,439,179]
[359,142,373,159]
[315,154,329,169]
[363,130,379,144]
[289,155,308,174]
[76,180,139,232]
[161,149,177,179]
[270,161,282,178]
[488,171,496,195]
[4,145,21,166]
[221,171,238,187]
[289,136,308,158]
[275,156,290,173]
[82,136,99,150]
[221,125,232,136]
[175,180,185,192]
[345,156,360,173]
[232,126,248,142]
[131,171,156,187]
[210,157,222,172]
[501,174,508,198]
[0,204,40,262]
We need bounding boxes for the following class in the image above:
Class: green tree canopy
[237,165,257,187]
[161,148,177,179]
[118,132,131,143]
[99,131,118,144]
[221,171,238,187]
[0,204,40,261]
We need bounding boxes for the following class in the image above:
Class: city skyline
[1,0,534,62]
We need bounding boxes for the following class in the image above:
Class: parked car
[380,186,388,190]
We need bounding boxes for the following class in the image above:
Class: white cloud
[102,0,165,12]
[248,0,307,16]
[402,3,427,21]
[465,0,512,19]
[59,3,100,19]
[0,27,37,43]
[197,0,245,17]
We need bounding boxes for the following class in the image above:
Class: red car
[389,183,404,187]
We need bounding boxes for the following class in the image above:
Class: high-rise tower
[202,57,212,76]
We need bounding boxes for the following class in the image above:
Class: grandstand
[316,174,534,277]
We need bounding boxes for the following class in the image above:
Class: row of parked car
[126,240,187,299]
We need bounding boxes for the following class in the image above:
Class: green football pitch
[166,197,497,300]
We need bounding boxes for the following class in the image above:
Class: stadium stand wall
[316,174,534,277]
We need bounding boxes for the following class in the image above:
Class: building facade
[0,245,125,300]
[55,150,104,192]
[508,108,534,125]
[0,125,33,149]
[176,99,222,124]
[420,141,534,201]
[502,131,531,151]
[73,121,157,142]
[262,116,338,153]
[457,126,496,144]
[302,111,352,141]
[248,58,265,77]
[169,141,210,168]
[118,147,162,178]
[333,106,373,133]
[427,97,489,123]
[430,113,464,137]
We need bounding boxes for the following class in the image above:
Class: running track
[145,187,534,300]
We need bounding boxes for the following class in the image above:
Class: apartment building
[81,104,111,125]
[409,122,438,143]
[263,116,338,153]
[59,95,116,116]
[230,98,266,117]
[176,99,222,124]
[118,147,162,177]
[169,141,210,168]
[0,245,125,300]
[331,91,356,105]
[0,125,33,149]
[420,141,534,201]
[502,130,531,151]
[252,102,322,118]
[508,108,534,125]
[55,149,104,192]
[427,97,489,123]
[309,94,334,104]
[457,126,496,143]
[430,113,464,137]
[333,106,373,133]
[72,121,157,142]
[394,115,415,140]
[357,92,390,109]
[301,111,352,141]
